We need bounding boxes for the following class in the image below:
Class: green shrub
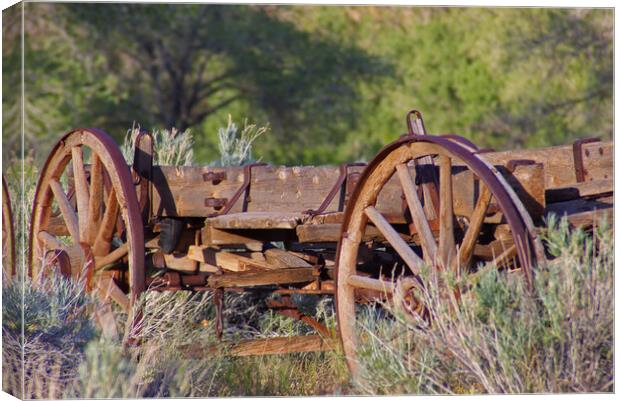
[121,125,194,166]
[215,114,268,167]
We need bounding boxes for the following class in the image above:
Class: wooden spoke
[49,179,80,243]
[95,243,128,270]
[453,185,492,273]
[490,244,517,270]
[95,302,119,340]
[347,274,395,294]
[72,146,90,240]
[396,164,437,264]
[87,154,104,244]
[97,276,130,313]
[365,206,424,274]
[438,155,456,269]
[93,188,119,257]
[37,231,66,251]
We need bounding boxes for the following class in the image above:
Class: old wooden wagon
[11,110,613,374]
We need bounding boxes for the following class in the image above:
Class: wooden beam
[188,246,275,272]
[545,195,613,218]
[181,335,336,358]
[264,248,312,268]
[207,267,315,288]
[564,208,613,229]
[206,212,302,229]
[545,179,613,203]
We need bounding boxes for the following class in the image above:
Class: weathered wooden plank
[152,252,198,272]
[229,335,336,356]
[546,179,613,203]
[264,248,312,268]
[563,208,613,229]
[188,246,275,272]
[480,141,613,190]
[215,252,274,272]
[206,212,302,229]
[181,335,336,358]
[201,224,295,248]
[545,195,613,218]
[201,225,262,249]
[151,251,218,273]
[207,267,315,288]
[296,223,384,243]
[504,162,546,221]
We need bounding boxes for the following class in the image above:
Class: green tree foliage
[2,5,612,166]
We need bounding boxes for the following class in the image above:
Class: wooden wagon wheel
[335,134,543,376]
[29,128,145,339]
[2,175,16,279]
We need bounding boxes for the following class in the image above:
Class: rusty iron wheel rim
[334,134,542,376]
[29,128,145,338]
[2,175,16,278]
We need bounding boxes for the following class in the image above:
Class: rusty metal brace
[304,162,366,216]
[206,162,267,218]
[572,138,601,183]
[214,288,224,340]
[265,296,330,337]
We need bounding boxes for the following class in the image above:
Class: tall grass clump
[121,125,194,166]
[353,216,613,394]
[2,274,96,399]
[215,114,268,167]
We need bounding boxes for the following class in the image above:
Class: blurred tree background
[2,3,613,167]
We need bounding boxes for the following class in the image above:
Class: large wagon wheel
[2,175,16,278]
[29,129,145,339]
[335,134,543,375]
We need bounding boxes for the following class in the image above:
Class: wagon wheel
[335,134,543,376]
[29,128,145,340]
[2,176,16,279]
